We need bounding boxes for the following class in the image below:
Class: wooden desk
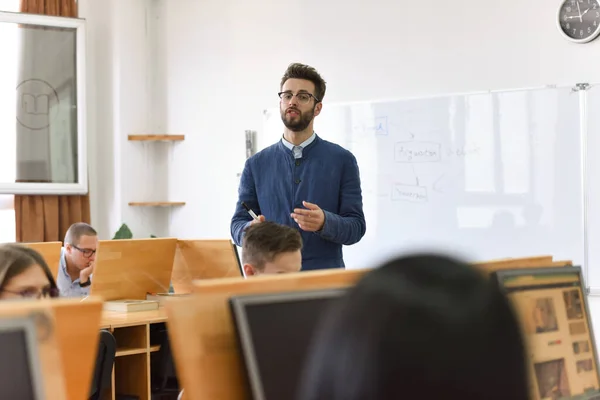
[100,308,169,400]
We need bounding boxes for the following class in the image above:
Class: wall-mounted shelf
[128,134,185,141]
[128,202,186,207]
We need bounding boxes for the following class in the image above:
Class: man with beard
[57,222,97,297]
[230,63,366,271]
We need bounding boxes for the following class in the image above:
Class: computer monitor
[0,315,45,399]
[494,267,600,400]
[231,240,243,277]
[229,288,346,400]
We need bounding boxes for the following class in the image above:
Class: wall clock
[557,0,600,43]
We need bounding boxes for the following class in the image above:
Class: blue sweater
[231,135,366,271]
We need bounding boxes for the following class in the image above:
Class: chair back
[89,330,116,400]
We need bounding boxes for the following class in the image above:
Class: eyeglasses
[72,244,96,258]
[278,91,320,105]
[1,286,60,299]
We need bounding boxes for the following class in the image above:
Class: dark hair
[0,244,58,293]
[242,222,302,271]
[297,254,530,400]
[64,222,97,246]
[281,63,327,102]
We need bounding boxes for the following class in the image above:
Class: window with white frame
[0,0,18,243]
[0,8,87,195]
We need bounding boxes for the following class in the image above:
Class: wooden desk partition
[172,239,241,293]
[91,238,178,301]
[165,269,368,400]
[53,297,104,400]
[474,255,573,274]
[0,297,103,400]
[21,241,62,281]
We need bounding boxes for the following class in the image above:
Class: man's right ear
[243,264,256,277]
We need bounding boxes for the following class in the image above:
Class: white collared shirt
[281,132,316,159]
[57,247,91,297]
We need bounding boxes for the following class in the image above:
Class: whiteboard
[262,86,584,272]
[585,85,600,291]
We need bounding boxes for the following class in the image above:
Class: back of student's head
[242,222,302,275]
[297,253,529,400]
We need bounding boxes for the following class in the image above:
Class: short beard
[281,106,315,132]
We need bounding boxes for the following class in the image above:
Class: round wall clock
[557,0,600,43]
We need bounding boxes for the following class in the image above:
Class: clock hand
[577,1,583,21]
[582,7,591,16]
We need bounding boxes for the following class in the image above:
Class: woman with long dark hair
[297,254,530,400]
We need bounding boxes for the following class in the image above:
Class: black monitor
[229,288,346,400]
[494,267,600,400]
[0,315,45,399]
[231,240,243,277]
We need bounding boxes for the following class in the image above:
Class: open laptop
[0,315,45,399]
[494,267,600,400]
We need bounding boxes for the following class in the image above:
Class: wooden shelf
[128,202,186,207]
[149,345,161,353]
[128,134,185,141]
[115,347,147,357]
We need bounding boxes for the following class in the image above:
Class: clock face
[558,0,600,43]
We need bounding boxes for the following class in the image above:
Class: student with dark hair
[58,222,98,297]
[242,221,303,276]
[297,254,530,400]
[0,244,59,300]
[231,62,366,272]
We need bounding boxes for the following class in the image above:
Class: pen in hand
[241,202,260,221]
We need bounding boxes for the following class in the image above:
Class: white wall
[80,0,169,240]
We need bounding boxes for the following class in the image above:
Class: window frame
[0,11,87,195]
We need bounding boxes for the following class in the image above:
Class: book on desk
[103,299,159,313]
[146,292,190,306]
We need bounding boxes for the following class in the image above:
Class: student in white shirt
[57,222,98,297]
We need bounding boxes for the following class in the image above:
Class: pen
[241,201,259,220]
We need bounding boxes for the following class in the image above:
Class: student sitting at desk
[58,222,98,297]
[242,221,303,276]
[0,244,59,300]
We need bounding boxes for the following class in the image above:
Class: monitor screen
[229,288,346,400]
[495,267,600,400]
[0,316,44,400]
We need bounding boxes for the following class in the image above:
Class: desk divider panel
[474,255,573,273]
[0,297,104,400]
[172,239,241,293]
[91,238,177,301]
[21,241,62,281]
[51,297,104,400]
[165,268,368,400]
